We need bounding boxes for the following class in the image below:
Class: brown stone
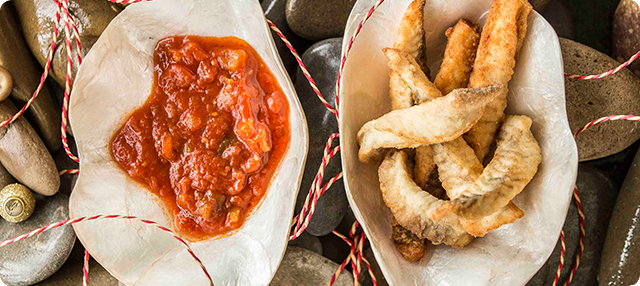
[561,38,640,161]
[0,163,16,188]
[0,101,59,196]
[0,2,61,151]
[613,0,640,77]
[13,0,121,87]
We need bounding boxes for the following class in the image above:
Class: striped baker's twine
[58,169,79,175]
[0,214,214,285]
[574,114,640,136]
[267,20,338,118]
[328,221,378,286]
[290,133,342,239]
[58,0,80,163]
[552,187,586,286]
[83,249,89,286]
[565,49,640,79]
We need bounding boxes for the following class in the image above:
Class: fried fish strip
[392,218,429,261]
[383,48,442,192]
[379,150,473,248]
[434,19,480,95]
[387,3,433,256]
[426,19,524,236]
[464,0,532,161]
[384,48,440,104]
[357,84,502,164]
[432,138,524,237]
[389,0,428,110]
[434,115,541,221]
[414,19,481,189]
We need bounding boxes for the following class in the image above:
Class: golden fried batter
[432,138,524,237]
[379,150,473,248]
[384,48,440,104]
[389,0,428,110]
[464,0,532,162]
[357,84,502,164]
[434,115,541,221]
[434,19,480,95]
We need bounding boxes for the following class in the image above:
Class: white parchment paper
[339,0,578,285]
[68,0,308,285]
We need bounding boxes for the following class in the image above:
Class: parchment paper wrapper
[339,0,578,285]
[68,0,308,285]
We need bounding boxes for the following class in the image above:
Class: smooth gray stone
[294,38,348,236]
[288,231,323,255]
[270,247,353,286]
[34,240,120,286]
[262,0,311,76]
[285,0,356,41]
[613,0,640,77]
[0,193,75,286]
[0,100,59,196]
[527,164,618,286]
[561,38,640,162]
[13,0,121,87]
[0,2,61,151]
[599,148,640,286]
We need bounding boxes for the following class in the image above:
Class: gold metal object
[0,183,35,223]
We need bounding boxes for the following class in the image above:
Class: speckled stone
[0,101,59,196]
[270,247,353,286]
[0,2,61,151]
[55,136,78,196]
[262,0,311,76]
[526,164,618,286]
[0,193,75,286]
[288,231,323,255]
[294,38,348,236]
[13,0,121,87]
[599,147,640,286]
[285,0,356,41]
[34,241,120,286]
[561,38,640,161]
[613,0,640,77]
[540,0,576,40]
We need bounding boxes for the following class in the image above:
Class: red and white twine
[2,0,639,285]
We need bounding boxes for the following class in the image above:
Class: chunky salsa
[111,36,290,239]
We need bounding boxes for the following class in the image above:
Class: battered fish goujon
[464,0,532,162]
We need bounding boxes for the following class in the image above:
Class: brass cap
[0,183,35,223]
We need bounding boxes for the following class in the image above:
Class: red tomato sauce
[110,36,290,239]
